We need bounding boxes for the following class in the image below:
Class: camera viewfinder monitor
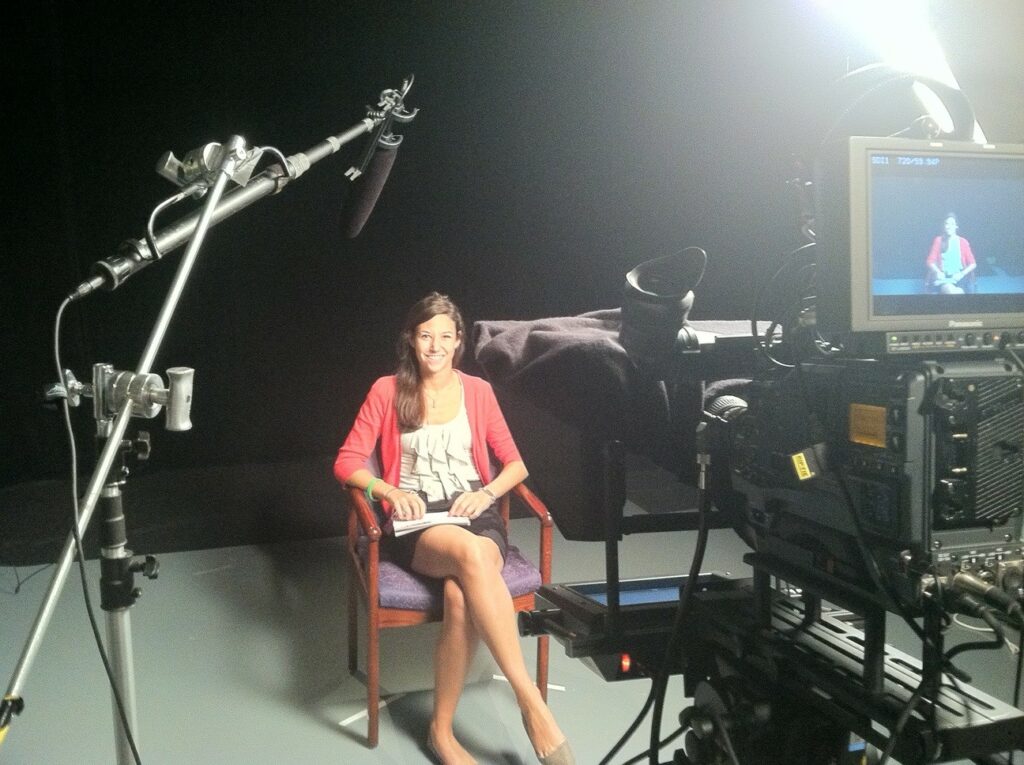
[817,136,1024,354]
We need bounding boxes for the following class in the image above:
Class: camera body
[727,356,1024,609]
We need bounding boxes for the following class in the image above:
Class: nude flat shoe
[537,738,575,765]
[522,712,575,765]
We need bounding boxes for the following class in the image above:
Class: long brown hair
[941,212,958,253]
[395,292,466,430]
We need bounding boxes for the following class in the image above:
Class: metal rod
[113,119,378,280]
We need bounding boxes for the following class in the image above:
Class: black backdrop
[2,1,1010,557]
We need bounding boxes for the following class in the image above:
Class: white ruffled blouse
[398,391,481,502]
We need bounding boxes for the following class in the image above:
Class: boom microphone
[341,143,399,238]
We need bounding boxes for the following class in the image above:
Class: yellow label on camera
[849,403,886,447]
[791,452,814,480]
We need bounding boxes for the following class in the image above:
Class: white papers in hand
[391,511,470,537]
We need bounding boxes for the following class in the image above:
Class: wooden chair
[344,476,553,747]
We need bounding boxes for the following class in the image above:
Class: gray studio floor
[3,502,1022,763]
[1,506,754,765]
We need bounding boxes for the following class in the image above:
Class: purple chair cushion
[359,541,542,611]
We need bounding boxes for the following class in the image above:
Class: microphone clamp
[48,364,195,432]
[156,139,263,190]
[346,75,418,180]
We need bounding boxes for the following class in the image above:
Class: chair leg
[367,605,380,747]
[537,634,549,703]
[347,573,358,674]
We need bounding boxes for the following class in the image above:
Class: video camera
[498,89,1024,763]
[733,135,1024,608]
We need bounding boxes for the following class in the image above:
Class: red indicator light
[620,653,632,673]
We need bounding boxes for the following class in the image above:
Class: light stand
[1,77,417,761]
[85,363,194,763]
[9,137,242,764]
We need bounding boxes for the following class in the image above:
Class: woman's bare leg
[429,577,479,765]
[413,526,566,758]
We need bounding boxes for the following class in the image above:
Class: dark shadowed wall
[2,1,1021,560]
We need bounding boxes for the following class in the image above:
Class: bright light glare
[817,0,986,142]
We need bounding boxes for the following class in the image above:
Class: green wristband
[365,478,380,502]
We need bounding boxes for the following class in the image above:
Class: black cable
[876,599,1006,765]
[598,452,713,765]
[712,712,742,765]
[876,681,926,765]
[11,565,54,595]
[598,680,657,765]
[54,298,143,765]
[1012,629,1024,765]
[749,243,816,370]
[943,598,1005,663]
[876,665,948,765]
[1015,629,1024,709]
[780,594,818,638]
[620,726,685,765]
[648,464,713,765]
[758,264,823,371]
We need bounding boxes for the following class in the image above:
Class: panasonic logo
[948,320,984,328]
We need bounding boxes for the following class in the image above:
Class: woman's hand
[448,490,494,519]
[387,489,426,521]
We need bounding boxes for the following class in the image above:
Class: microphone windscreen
[341,146,398,238]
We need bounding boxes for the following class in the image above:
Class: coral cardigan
[926,235,976,272]
[334,371,522,514]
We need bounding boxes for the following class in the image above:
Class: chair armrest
[511,483,553,528]
[346,486,383,542]
[511,483,553,584]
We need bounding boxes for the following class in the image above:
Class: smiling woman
[397,299,466,429]
[333,292,573,764]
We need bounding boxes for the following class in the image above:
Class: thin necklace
[423,375,458,408]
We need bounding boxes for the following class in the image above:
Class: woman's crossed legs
[411,525,565,764]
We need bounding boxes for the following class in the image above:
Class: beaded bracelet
[481,486,497,503]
